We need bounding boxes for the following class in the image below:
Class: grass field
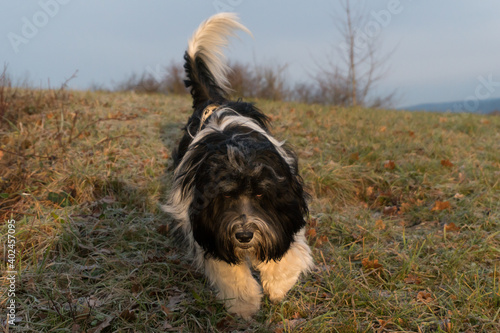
[1,88,499,332]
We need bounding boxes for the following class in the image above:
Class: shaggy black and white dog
[163,13,313,318]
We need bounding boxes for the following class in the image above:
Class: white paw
[266,287,288,303]
[226,294,261,319]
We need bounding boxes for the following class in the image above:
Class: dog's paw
[263,284,289,303]
[227,294,261,319]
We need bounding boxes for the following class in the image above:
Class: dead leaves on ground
[444,222,460,232]
[404,274,422,285]
[383,160,396,170]
[362,258,384,271]
[416,290,434,303]
[441,159,454,167]
[375,219,386,230]
[431,201,451,211]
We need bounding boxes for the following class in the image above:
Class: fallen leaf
[316,235,328,246]
[408,131,415,137]
[131,283,143,295]
[362,258,383,271]
[384,160,396,170]
[306,228,317,238]
[349,152,359,161]
[86,296,102,308]
[379,126,387,132]
[375,219,386,230]
[383,206,398,215]
[366,186,374,197]
[162,321,173,330]
[399,202,412,214]
[453,193,464,199]
[404,274,422,285]
[441,159,454,167]
[166,294,185,312]
[308,218,318,227]
[375,318,392,331]
[417,291,433,303]
[119,309,137,322]
[431,201,451,211]
[444,222,460,232]
[161,304,171,315]
[88,316,114,333]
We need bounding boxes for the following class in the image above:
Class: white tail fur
[187,13,252,94]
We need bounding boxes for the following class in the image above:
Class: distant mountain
[402,98,500,114]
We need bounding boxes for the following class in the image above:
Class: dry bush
[0,65,74,131]
[113,62,188,95]
[0,64,10,121]
[164,61,189,95]
[253,63,289,101]
[114,72,162,94]
[227,61,290,101]
[226,61,257,98]
[111,56,391,107]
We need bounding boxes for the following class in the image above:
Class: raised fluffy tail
[184,13,251,108]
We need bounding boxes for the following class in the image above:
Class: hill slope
[1,90,499,332]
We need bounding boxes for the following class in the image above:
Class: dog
[163,12,313,319]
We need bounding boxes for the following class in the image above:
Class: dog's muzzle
[232,214,258,248]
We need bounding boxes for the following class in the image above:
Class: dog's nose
[235,231,253,243]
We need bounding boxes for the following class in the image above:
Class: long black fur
[170,43,309,265]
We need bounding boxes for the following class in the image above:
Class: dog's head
[185,125,308,264]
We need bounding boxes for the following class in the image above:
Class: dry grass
[1,88,499,332]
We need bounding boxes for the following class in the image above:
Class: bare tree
[314,0,396,108]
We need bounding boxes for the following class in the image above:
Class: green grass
[1,88,499,332]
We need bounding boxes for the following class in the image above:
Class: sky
[1,0,500,108]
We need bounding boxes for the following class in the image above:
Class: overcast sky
[2,0,500,108]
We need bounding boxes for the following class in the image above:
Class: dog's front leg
[204,258,262,319]
[256,228,314,302]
